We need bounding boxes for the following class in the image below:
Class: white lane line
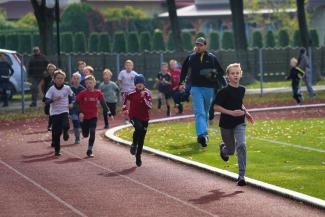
[62,149,219,217]
[249,137,325,153]
[0,159,88,217]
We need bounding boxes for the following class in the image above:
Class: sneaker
[219,143,229,162]
[130,144,137,155]
[86,150,94,158]
[55,152,61,156]
[237,178,246,186]
[136,155,142,167]
[63,130,69,141]
[197,135,207,147]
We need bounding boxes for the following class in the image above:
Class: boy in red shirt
[77,75,109,157]
[122,74,152,167]
[169,59,183,114]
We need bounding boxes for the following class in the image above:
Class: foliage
[113,31,126,53]
[265,30,275,48]
[195,32,205,39]
[167,31,174,51]
[18,34,32,53]
[0,34,6,48]
[252,30,263,48]
[181,32,192,51]
[139,31,152,51]
[16,12,37,27]
[32,34,40,47]
[152,30,165,51]
[88,32,99,52]
[127,32,139,53]
[278,29,290,47]
[98,32,110,52]
[5,34,19,50]
[292,30,302,47]
[74,32,87,53]
[60,32,74,53]
[309,29,319,47]
[101,6,147,21]
[209,31,220,50]
[222,31,234,49]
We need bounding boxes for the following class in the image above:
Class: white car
[0,49,30,97]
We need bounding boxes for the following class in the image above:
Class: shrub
[5,34,19,50]
[74,32,87,53]
[0,34,6,48]
[32,34,40,47]
[309,29,319,47]
[292,30,302,47]
[98,32,110,52]
[265,30,275,48]
[88,32,99,52]
[222,31,234,49]
[278,29,289,47]
[139,31,151,51]
[167,31,174,51]
[18,33,32,53]
[127,32,139,53]
[196,32,205,39]
[113,31,126,53]
[252,30,263,48]
[152,30,165,51]
[181,32,192,51]
[209,31,220,50]
[60,32,74,53]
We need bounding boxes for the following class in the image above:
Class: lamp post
[55,0,61,68]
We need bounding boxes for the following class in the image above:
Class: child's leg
[234,123,247,180]
[108,103,116,117]
[130,119,140,155]
[62,113,70,141]
[157,92,162,109]
[220,128,236,156]
[51,114,63,155]
[165,94,171,116]
[71,114,80,143]
[81,119,90,138]
[136,120,148,157]
[103,102,109,127]
[87,118,97,151]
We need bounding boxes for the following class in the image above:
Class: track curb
[105,104,325,209]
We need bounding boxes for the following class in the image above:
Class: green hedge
[152,30,165,51]
[98,32,110,52]
[181,32,192,51]
[0,34,6,49]
[60,32,74,53]
[292,30,302,47]
[196,32,205,39]
[18,34,32,53]
[5,34,19,50]
[32,34,40,47]
[265,30,275,48]
[209,31,220,50]
[167,31,174,51]
[127,32,139,53]
[88,32,99,52]
[222,31,234,50]
[113,32,126,53]
[74,32,87,53]
[278,29,289,47]
[309,29,319,47]
[252,30,263,48]
[139,31,151,51]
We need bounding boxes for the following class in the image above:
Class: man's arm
[180,55,190,85]
[213,56,227,87]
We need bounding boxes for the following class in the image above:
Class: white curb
[105,104,325,209]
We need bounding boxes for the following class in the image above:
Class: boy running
[76,75,109,157]
[157,62,172,117]
[215,63,254,186]
[287,57,304,104]
[122,74,152,167]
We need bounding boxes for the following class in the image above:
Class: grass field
[116,118,325,200]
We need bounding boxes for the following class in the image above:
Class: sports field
[116,117,325,200]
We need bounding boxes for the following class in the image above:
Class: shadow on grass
[167,142,204,156]
[98,167,137,177]
[189,189,244,204]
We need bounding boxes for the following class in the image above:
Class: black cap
[134,74,145,85]
[195,37,207,45]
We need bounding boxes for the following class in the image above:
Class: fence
[21,47,325,89]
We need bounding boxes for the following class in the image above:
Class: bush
[60,32,74,53]
[292,30,302,47]
[278,29,289,47]
[74,32,87,53]
[127,32,139,53]
[265,30,275,48]
[5,34,19,50]
[152,30,165,51]
[18,33,32,54]
[309,29,319,47]
[139,31,151,51]
[0,34,6,48]
[32,34,40,47]
[113,32,126,53]
[181,32,192,51]
[98,33,110,52]
[167,31,174,51]
[196,32,205,39]
[252,30,263,48]
[222,31,234,49]
[88,32,99,52]
[209,31,220,50]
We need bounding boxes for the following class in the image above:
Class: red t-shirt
[170,68,181,91]
[76,89,104,120]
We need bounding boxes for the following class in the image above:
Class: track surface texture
[0,107,324,217]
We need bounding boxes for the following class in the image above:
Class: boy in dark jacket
[122,74,152,167]
[287,57,304,104]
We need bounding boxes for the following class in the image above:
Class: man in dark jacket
[0,54,14,107]
[28,47,49,107]
[179,37,227,147]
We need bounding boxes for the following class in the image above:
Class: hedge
[5,34,19,51]
[265,30,275,48]
[292,30,302,47]
[309,29,319,47]
[98,32,110,52]
[113,32,126,53]
[209,31,220,50]
[88,32,99,52]
[222,31,234,50]
[167,31,174,51]
[181,32,192,51]
[127,32,139,53]
[139,31,151,51]
[74,32,87,53]
[252,30,263,48]
[60,32,74,53]
[152,30,165,51]
[278,29,289,47]
[18,34,32,53]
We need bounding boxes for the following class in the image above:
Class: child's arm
[215,105,245,117]
[242,104,254,124]
[142,90,152,109]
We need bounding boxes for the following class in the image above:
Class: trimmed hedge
[278,29,289,47]
[88,32,99,52]
[167,31,174,51]
[152,30,165,51]
[74,32,87,53]
[181,32,192,51]
[113,32,126,53]
[309,29,319,47]
[209,31,220,50]
[265,30,275,48]
[139,31,151,51]
[18,34,32,53]
[252,30,263,48]
[293,30,302,47]
[5,34,19,50]
[127,32,139,53]
[0,34,6,49]
[222,31,234,50]
[32,34,40,47]
[98,32,110,52]
[60,32,74,53]
[196,32,205,39]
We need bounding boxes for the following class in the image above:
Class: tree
[265,30,275,48]
[167,31,174,51]
[166,0,183,51]
[16,12,37,27]
[229,0,247,51]
[30,0,56,55]
[296,0,310,48]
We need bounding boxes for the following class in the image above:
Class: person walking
[28,47,49,107]
[287,58,304,104]
[298,48,315,97]
[0,54,14,107]
[179,37,227,147]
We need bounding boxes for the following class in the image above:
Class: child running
[287,57,304,104]
[76,75,109,157]
[45,70,73,156]
[157,62,172,117]
[215,63,254,186]
[122,74,152,167]
[99,68,119,129]
[70,72,85,144]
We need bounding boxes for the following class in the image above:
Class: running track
[0,115,324,217]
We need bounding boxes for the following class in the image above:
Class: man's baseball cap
[195,37,207,45]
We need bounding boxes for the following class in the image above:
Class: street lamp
[55,0,61,68]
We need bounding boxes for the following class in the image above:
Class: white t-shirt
[45,85,73,116]
[118,70,138,93]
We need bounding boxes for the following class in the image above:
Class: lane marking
[0,159,88,217]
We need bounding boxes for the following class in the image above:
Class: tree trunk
[296,0,310,49]
[166,0,183,52]
[31,0,55,55]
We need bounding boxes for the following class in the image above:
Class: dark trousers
[51,113,69,153]
[81,118,97,148]
[103,102,116,127]
[292,82,303,104]
[0,80,11,106]
[30,77,41,105]
[131,118,148,157]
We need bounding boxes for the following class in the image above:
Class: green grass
[0,109,45,121]
[245,78,325,89]
[116,118,325,199]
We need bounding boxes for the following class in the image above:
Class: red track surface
[1,112,324,217]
